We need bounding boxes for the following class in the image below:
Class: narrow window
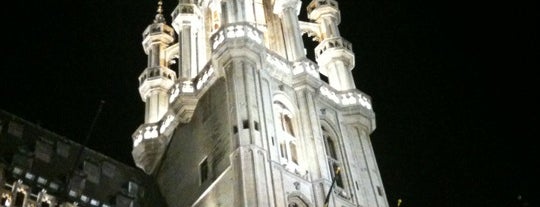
[290,142,298,164]
[332,163,344,188]
[254,121,259,131]
[280,142,288,159]
[377,186,383,196]
[200,158,209,184]
[243,120,249,129]
[323,126,345,189]
[325,136,338,159]
[283,114,295,136]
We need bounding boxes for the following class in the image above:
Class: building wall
[0,110,166,207]
[157,79,233,206]
[154,51,386,207]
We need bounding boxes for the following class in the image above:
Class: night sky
[2,1,537,207]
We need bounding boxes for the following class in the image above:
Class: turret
[308,0,356,91]
[171,0,204,80]
[139,0,177,123]
[133,1,177,174]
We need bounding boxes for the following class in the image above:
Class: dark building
[0,109,165,207]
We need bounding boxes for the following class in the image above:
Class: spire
[154,0,166,23]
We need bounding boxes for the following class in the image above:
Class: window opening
[200,158,209,184]
[14,191,24,207]
[323,126,345,189]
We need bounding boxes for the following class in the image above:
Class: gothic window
[273,100,301,171]
[275,102,295,136]
[322,126,345,189]
[325,135,337,159]
[282,114,295,136]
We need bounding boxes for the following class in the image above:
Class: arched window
[283,114,295,136]
[287,195,309,207]
[324,135,337,159]
[289,204,298,207]
[322,126,344,189]
[273,99,301,172]
[275,102,295,136]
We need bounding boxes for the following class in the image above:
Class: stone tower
[132,0,389,206]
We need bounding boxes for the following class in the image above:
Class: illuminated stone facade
[0,110,166,207]
[132,0,389,206]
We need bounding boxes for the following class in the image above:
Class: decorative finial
[153,0,166,23]
[157,0,163,15]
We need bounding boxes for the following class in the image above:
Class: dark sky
[2,1,537,207]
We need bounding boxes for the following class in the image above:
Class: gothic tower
[132,0,389,206]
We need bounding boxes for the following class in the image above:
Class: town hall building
[1,0,388,207]
[131,0,389,206]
